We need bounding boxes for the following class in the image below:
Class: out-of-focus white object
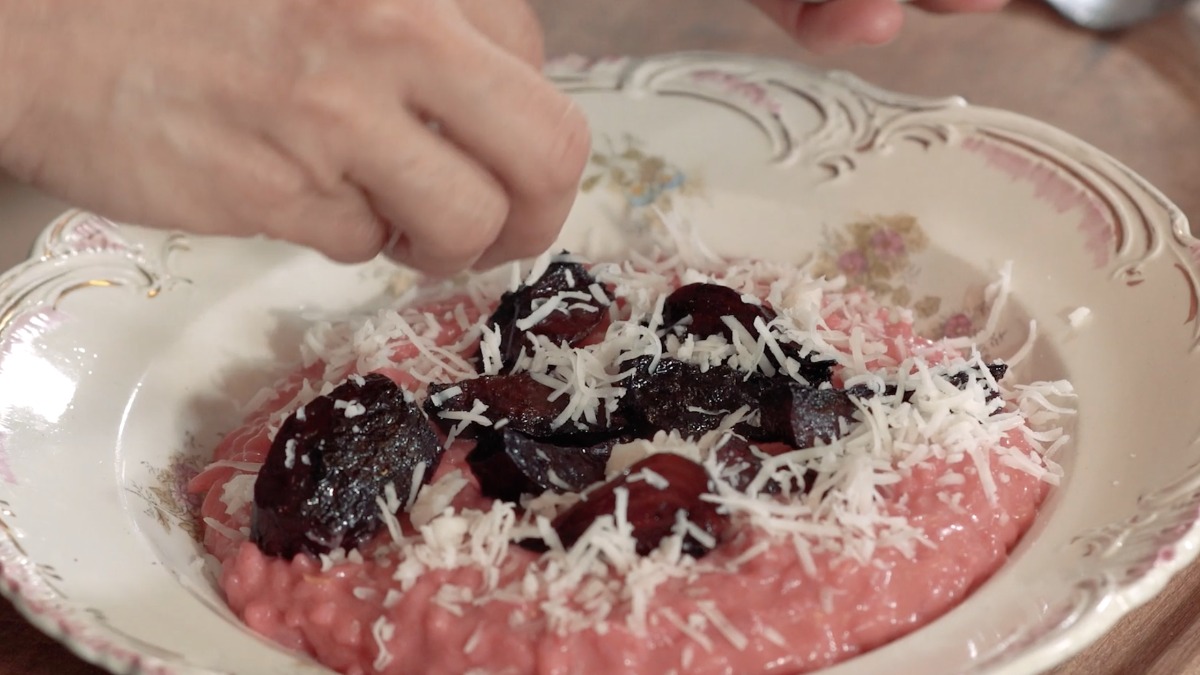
[1044,0,1191,30]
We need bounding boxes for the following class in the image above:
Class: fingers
[206,129,390,264]
[748,0,905,53]
[253,0,579,274]
[343,112,511,275]
[406,31,591,271]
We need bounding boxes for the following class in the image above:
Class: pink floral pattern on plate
[962,136,1115,269]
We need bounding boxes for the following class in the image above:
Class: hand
[748,0,1010,53]
[0,0,590,275]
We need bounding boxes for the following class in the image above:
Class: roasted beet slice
[252,373,442,558]
[478,255,611,373]
[660,282,835,385]
[713,434,778,494]
[743,382,860,449]
[425,372,626,439]
[468,428,615,502]
[551,454,728,558]
[661,283,769,343]
[619,356,765,438]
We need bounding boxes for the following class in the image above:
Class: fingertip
[255,193,389,264]
[470,225,558,272]
[796,0,906,53]
[855,0,906,46]
[915,0,1008,13]
[321,212,390,263]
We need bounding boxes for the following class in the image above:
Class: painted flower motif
[579,135,697,224]
[813,215,932,311]
[942,312,975,339]
[128,451,206,541]
[870,229,906,258]
[837,250,868,276]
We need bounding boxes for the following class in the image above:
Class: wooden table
[1,0,1198,672]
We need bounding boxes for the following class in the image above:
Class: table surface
[2,0,1199,673]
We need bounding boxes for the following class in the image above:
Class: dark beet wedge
[252,373,443,559]
[741,381,861,449]
[468,428,616,502]
[659,282,835,385]
[478,255,611,373]
[619,356,767,438]
[551,453,728,558]
[425,372,626,440]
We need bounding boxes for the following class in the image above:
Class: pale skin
[0,0,1006,276]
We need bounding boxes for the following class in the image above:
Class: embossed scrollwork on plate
[0,210,187,338]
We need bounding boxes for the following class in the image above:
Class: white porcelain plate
[1,53,1197,675]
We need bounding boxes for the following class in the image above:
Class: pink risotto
[189,239,1073,675]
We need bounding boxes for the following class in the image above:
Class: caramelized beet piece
[468,428,614,502]
[252,374,442,559]
[661,283,770,343]
[744,382,860,449]
[620,356,765,438]
[425,372,625,440]
[660,283,835,385]
[551,454,728,558]
[478,255,611,373]
[712,434,814,495]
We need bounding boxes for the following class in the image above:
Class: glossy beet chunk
[468,428,615,502]
[743,381,860,449]
[551,454,728,558]
[425,372,626,440]
[478,255,611,373]
[620,356,766,438]
[660,282,835,385]
[252,374,443,558]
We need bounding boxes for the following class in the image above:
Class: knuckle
[230,162,309,231]
[287,75,366,133]
[457,0,544,68]
[506,2,545,69]
[354,0,427,42]
[354,0,460,61]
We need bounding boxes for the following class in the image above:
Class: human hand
[0,0,590,275]
[748,0,1010,53]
